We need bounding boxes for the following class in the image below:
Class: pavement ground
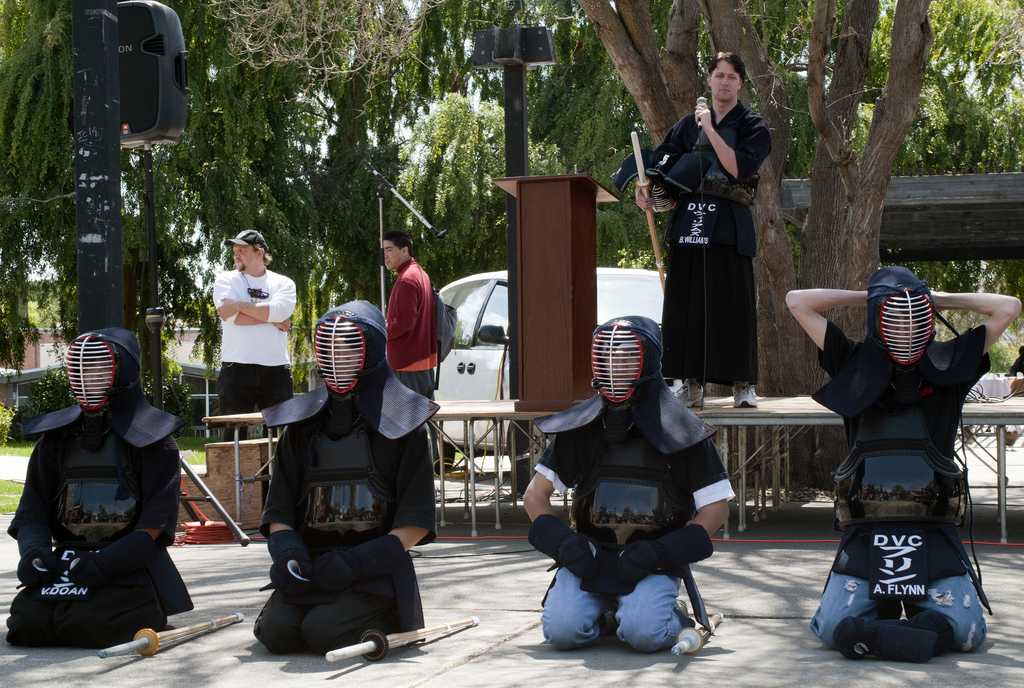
[1,434,1022,686]
[0,496,1022,688]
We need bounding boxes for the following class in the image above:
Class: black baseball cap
[224,229,269,250]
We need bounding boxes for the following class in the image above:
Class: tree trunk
[800,0,880,379]
[847,0,934,289]
[577,0,691,140]
[662,0,702,119]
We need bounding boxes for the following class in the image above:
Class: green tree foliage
[0,403,14,445]
[20,367,74,419]
[1,0,1021,374]
[0,1,76,363]
[399,93,561,286]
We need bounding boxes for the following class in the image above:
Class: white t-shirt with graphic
[213,269,297,366]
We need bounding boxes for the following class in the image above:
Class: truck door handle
[466,363,476,374]
[457,363,466,374]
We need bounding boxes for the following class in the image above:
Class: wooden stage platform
[203,395,1024,542]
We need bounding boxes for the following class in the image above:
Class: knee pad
[908,610,954,656]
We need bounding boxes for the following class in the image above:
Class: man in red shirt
[383,230,438,399]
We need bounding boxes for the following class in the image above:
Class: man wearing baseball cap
[213,229,297,437]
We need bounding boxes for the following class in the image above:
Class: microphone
[696,96,708,127]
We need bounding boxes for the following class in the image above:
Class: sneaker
[733,382,758,408]
[674,378,703,408]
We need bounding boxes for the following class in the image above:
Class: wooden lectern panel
[496,175,608,411]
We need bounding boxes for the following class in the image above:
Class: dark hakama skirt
[661,243,758,385]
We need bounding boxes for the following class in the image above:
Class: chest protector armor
[56,432,139,545]
[573,437,689,547]
[833,404,965,526]
[303,428,390,547]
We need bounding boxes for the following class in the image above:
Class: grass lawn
[2,437,208,465]
[0,437,215,514]
[176,436,210,465]
[0,441,34,457]
[0,480,23,513]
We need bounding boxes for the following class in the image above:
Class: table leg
[463,420,470,520]
[437,420,447,528]
[468,419,478,537]
[997,425,1007,545]
[509,421,518,511]
[233,426,242,521]
[738,428,747,533]
[772,426,780,509]
[494,417,503,530]
[784,427,791,502]
[718,429,730,540]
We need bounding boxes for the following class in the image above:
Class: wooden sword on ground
[97,612,244,658]
[325,616,480,663]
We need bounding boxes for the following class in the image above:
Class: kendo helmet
[591,316,663,404]
[64,328,142,412]
[314,301,387,396]
[866,267,936,367]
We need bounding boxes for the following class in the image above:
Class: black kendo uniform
[253,301,438,655]
[6,328,192,648]
[808,267,991,662]
[527,316,734,652]
[612,102,770,386]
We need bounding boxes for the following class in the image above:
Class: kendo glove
[15,524,62,588]
[17,551,62,588]
[617,523,713,585]
[267,529,314,597]
[311,534,408,592]
[68,530,157,588]
[528,514,599,581]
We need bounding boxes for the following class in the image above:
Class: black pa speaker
[118,0,188,148]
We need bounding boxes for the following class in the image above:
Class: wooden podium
[495,174,618,411]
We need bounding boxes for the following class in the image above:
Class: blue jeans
[541,568,687,652]
[809,572,987,652]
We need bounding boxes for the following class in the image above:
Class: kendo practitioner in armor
[523,316,733,652]
[613,52,771,409]
[6,328,193,647]
[253,301,438,655]
[787,267,1020,661]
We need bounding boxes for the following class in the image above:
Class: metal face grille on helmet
[878,290,935,366]
[65,335,116,411]
[315,316,366,395]
[592,324,644,403]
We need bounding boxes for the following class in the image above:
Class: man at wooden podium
[629,52,771,409]
[523,316,732,652]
